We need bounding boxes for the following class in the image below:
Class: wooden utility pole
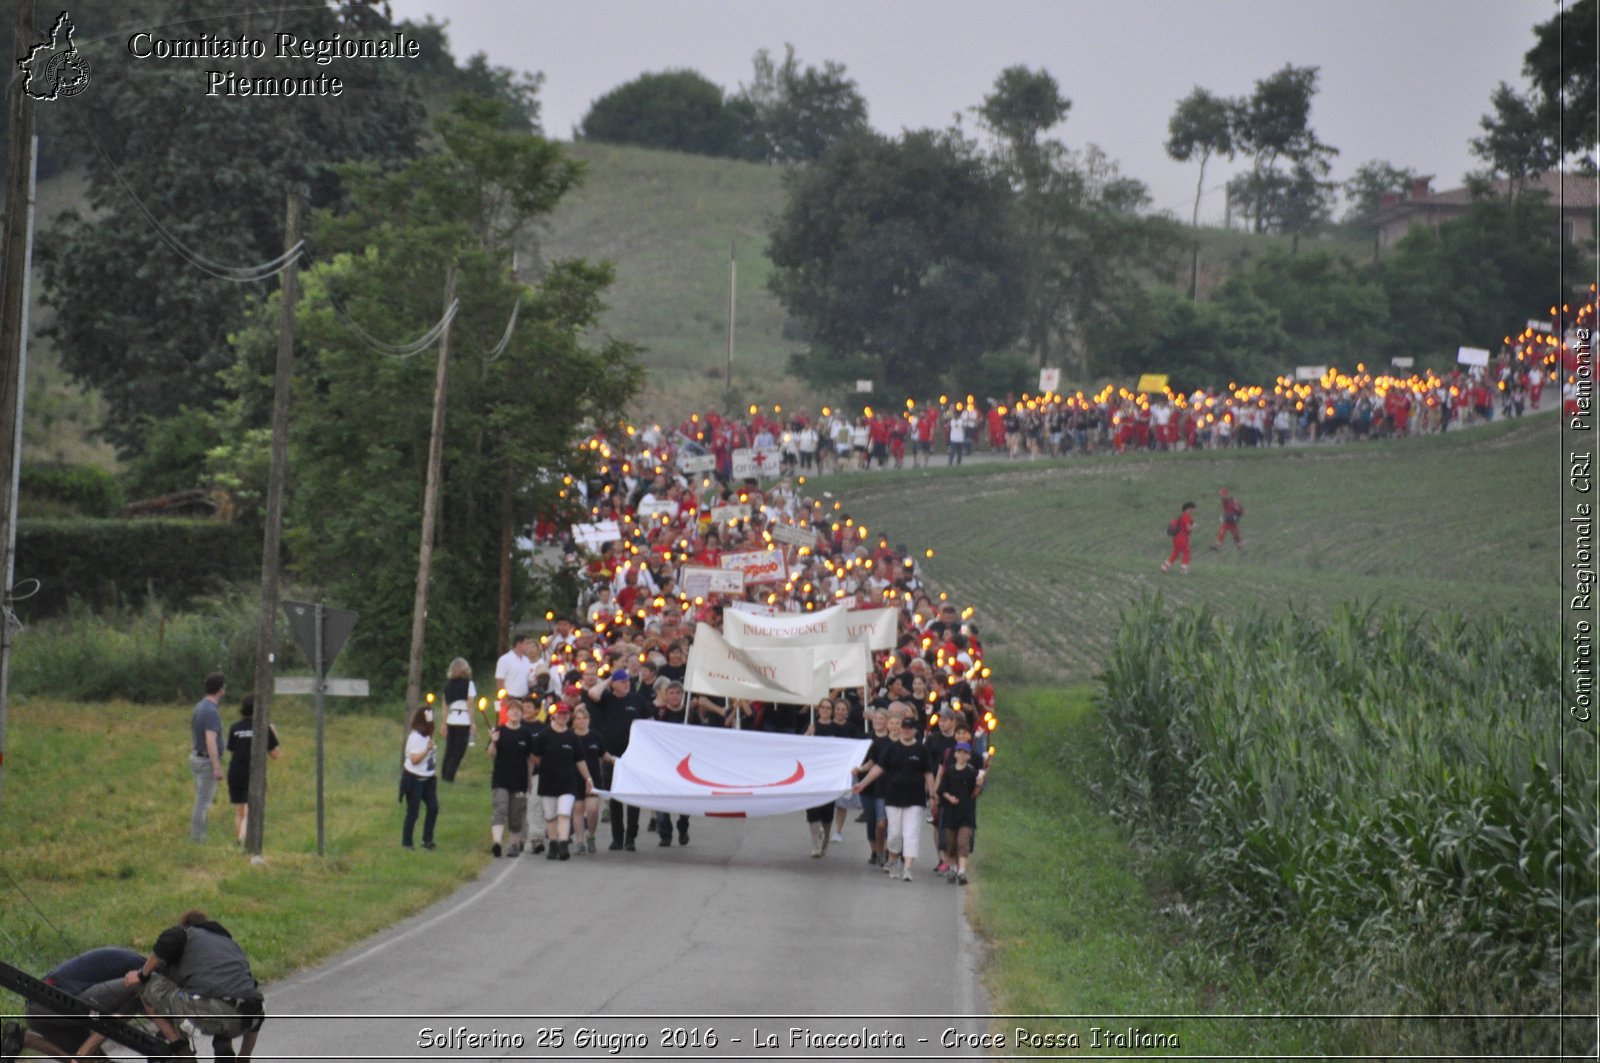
[0,0,38,818]
[724,240,735,407]
[404,266,457,716]
[245,186,301,856]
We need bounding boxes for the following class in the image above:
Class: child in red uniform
[1212,488,1244,551]
[1161,501,1197,574]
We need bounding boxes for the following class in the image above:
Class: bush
[10,584,296,704]
[19,464,124,518]
[15,518,257,617]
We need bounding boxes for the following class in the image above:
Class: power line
[471,295,522,362]
[68,110,304,282]
[328,296,461,359]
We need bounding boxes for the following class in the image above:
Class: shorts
[227,772,250,806]
[540,793,577,820]
[141,974,263,1039]
[27,978,140,1049]
[492,788,527,833]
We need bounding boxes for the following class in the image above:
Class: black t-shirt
[938,761,979,807]
[925,730,956,769]
[225,718,279,784]
[657,662,687,682]
[813,721,850,739]
[590,689,651,755]
[573,729,606,782]
[489,723,535,792]
[862,734,893,799]
[530,725,586,796]
[874,738,931,807]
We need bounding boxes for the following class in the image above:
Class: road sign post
[281,600,363,855]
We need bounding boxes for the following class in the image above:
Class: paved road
[259,811,987,1061]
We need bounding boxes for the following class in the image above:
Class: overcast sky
[386,0,1559,224]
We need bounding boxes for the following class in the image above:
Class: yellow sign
[1135,374,1169,394]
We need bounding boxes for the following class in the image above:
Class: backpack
[1167,517,1181,537]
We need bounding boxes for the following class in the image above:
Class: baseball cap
[954,741,972,753]
[609,669,630,683]
[563,683,582,697]
[551,703,572,715]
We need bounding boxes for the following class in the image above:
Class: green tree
[1342,159,1421,221]
[1470,82,1560,202]
[1225,65,1338,240]
[767,130,1025,391]
[577,69,748,158]
[1213,248,1391,365]
[977,68,1179,375]
[734,44,870,163]
[39,2,543,463]
[237,97,641,693]
[1379,196,1590,360]
[1092,284,1289,388]
[1165,86,1237,297]
[1524,0,1596,162]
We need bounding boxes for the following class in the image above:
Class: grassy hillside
[538,142,810,423]
[826,414,1558,683]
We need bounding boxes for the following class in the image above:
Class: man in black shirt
[586,669,650,850]
[651,682,694,847]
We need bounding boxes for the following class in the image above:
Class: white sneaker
[829,830,843,843]
[901,866,913,882]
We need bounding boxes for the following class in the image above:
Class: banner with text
[721,549,789,584]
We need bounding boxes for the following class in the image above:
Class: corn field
[1098,597,1594,1055]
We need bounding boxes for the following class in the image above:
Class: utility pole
[404,266,457,717]
[0,0,38,818]
[245,186,301,856]
[724,240,735,408]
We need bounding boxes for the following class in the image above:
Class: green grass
[827,413,1559,682]
[0,698,485,1000]
[974,684,1326,1056]
[539,142,815,422]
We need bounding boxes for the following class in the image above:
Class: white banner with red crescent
[600,720,871,817]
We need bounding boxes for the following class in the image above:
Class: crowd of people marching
[408,452,998,885]
[403,300,1593,879]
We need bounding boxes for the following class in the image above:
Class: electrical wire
[328,297,461,358]
[68,110,305,282]
[471,296,522,362]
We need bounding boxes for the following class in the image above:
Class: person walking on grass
[226,696,280,847]
[1161,501,1197,574]
[400,706,439,851]
[1211,487,1244,552]
[189,672,227,842]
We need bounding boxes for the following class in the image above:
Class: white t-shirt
[495,649,532,698]
[404,730,436,777]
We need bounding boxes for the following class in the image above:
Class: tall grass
[11,584,303,703]
[1097,596,1592,1057]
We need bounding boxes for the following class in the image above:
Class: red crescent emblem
[676,754,804,790]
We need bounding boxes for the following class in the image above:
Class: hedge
[15,518,259,617]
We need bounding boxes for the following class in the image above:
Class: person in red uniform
[1161,501,1197,574]
[1212,487,1244,551]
